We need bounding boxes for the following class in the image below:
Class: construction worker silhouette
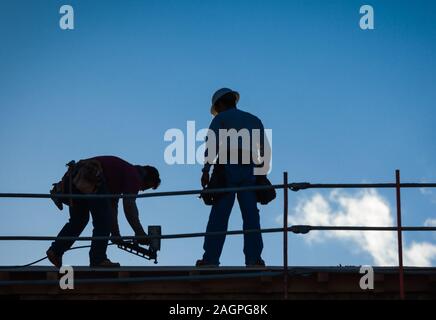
[47,156,160,268]
[197,88,271,267]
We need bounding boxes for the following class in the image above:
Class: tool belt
[255,175,276,205]
[50,159,104,210]
[200,165,276,206]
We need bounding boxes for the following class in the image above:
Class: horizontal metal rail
[0,225,434,242]
[0,182,435,200]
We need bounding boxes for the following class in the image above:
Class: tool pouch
[255,175,276,205]
[72,159,103,194]
[50,159,104,211]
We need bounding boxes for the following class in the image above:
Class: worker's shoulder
[238,109,263,124]
[214,108,263,125]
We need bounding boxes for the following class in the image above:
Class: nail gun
[116,226,161,264]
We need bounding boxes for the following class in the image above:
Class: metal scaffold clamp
[290,225,311,234]
[288,182,311,192]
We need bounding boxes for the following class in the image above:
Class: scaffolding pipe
[0,226,434,242]
[283,172,289,300]
[0,182,435,200]
[395,170,405,300]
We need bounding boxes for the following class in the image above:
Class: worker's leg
[49,200,90,257]
[202,192,236,265]
[227,163,263,265]
[87,195,112,266]
[237,188,263,265]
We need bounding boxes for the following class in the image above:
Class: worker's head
[210,88,239,116]
[137,165,161,190]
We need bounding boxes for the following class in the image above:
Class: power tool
[116,226,161,264]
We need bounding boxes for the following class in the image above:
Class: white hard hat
[210,88,240,116]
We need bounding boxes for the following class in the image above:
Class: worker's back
[212,108,263,134]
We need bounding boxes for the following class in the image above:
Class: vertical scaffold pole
[283,172,289,300]
[395,169,405,300]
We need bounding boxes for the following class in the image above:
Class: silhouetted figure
[47,156,160,268]
[197,88,271,267]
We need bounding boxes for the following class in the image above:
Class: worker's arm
[202,116,221,187]
[122,198,148,244]
[202,116,221,174]
[254,119,271,176]
[110,201,122,244]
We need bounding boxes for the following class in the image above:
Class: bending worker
[47,155,161,268]
[197,88,272,267]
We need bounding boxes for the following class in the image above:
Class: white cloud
[278,189,436,266]
[404,242,436,266]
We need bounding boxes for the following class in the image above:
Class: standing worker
[197,88,272,267]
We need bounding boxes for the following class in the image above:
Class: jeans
[202,164,263,265]
[49,185,112,265]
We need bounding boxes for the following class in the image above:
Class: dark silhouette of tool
[116,226,161,264]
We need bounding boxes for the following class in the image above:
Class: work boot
[195,259,219,268]
[46,249,62,268]
[90,259,121,268]
[246,259,266,268]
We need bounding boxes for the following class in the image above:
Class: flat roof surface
[1,266,435,299]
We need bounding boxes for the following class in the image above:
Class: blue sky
[0,0,435,267]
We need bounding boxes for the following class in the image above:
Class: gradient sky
[0,0,435,267]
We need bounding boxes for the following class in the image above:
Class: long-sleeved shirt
[93,156,143,195]
[91,156,145,235]
[202,108,271,175]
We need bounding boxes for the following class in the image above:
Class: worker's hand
[201,172,210,188]
[135,231,150,246]
[111,232,123,245]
